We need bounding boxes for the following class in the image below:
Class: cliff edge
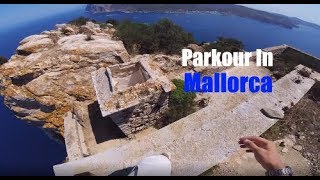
[0,22,130,141]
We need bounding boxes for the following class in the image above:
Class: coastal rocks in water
[0,22,130,140]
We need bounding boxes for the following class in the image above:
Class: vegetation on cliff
[114,19,195,54]
[168,79,196,122]
[69,16,92,26]
[0,56,7,65]
[68,17,246,56]
[203,37,244,53]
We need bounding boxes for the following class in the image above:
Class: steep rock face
[0,22,130,141]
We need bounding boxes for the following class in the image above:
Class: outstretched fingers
[239,136,270,146]
[239,136,269,153]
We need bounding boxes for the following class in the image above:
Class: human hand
[239,136,285,171]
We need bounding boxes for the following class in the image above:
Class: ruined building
[92,57,175,136]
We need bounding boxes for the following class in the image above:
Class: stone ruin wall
[109,91,169,136]
[263,45,320,72]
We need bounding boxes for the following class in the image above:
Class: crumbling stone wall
[109,91,169,136]
[92,59,175,137]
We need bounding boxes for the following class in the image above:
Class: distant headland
[86,4,320,30]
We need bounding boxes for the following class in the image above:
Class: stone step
[64,112,89,161]
[54,65,316,176]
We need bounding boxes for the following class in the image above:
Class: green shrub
[203,36,244,53]
[0,56,7,65]
[168,79,196,122]
[106,19,119,26]
[152,19,195,54]
[69,16,91,26]
[115,20,157,54]
[115,19,195,54]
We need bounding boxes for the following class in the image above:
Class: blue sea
[1,8,320,176]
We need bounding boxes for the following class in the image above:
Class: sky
[0,4,320,28]
[0,4,85,28]
[240,4,320,25]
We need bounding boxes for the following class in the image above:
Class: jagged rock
[108,28,116,35]
[194,67,204,72]
[276,137,295,148]
[79,25,97,35]
[293,145,303,151]
[260,108,284,119]
[17,35,54,55]
[279,141,285,147]
[296,132,306,140]
[79,21,101,35]
[40,30,51,35]
[55,23,68,29]
[57,34,129,62]
[187,44,204,52]
[62,26,75,35]
[86,21,99,29]
[0,22,130,139]
[151,54,183,73]
[299,135,306,140]
[282,147,289,153]
[285,134,297,144]
[19,34,49,45]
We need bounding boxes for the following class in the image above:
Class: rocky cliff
[0,22,130,141]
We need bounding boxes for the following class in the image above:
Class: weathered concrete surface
[54,65,315,176]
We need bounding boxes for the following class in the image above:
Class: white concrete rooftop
[54,65,318,176]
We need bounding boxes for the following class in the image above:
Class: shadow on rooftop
[88,101,126,144]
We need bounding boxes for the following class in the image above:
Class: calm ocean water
[0,9,320,175]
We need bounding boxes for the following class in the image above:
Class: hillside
[86,4,320,30]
